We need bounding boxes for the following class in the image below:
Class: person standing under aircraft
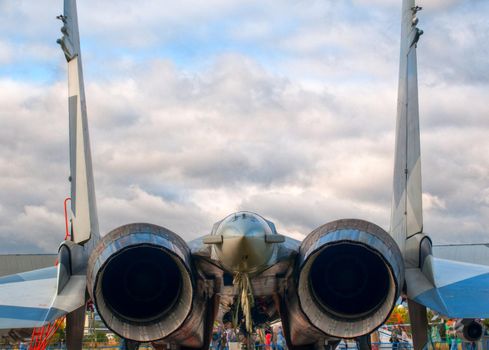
[371,330,380,350]
[391,326,401,350]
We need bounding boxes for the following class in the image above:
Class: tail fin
[390,2,428,350]
[57,0,99,244]
[390,5,489,350]
[389,0,424,253]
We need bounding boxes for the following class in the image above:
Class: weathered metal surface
[293,219,404,339]
[87,223,196,342]
[280,271,336,346]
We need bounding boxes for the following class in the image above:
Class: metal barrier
[425,338,489,350]
[241,339,489,350]
[336,341,412,350]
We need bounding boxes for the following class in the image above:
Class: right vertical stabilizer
[390,0,424,253]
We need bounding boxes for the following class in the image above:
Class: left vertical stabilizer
[57,0,99,244]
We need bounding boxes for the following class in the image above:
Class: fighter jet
[1,0,489,350]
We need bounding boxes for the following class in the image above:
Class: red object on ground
[28,196,73,348]
[28,316,65,350]
[265,333,272,350]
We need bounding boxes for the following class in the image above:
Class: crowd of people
[385,321,486,350]
[209,321,488,350]
[429,320,480,350]
[210,322,286,350]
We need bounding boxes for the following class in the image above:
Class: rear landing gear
[121,339,140,350]
[324,340,341,350]
[355,334,372,350]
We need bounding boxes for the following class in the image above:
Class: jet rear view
[1,1,489,350]
[86,223,204,344]
[284,219,404,341]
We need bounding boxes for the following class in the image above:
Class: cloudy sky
[0,0,488,253]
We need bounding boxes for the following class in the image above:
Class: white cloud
[0,40,14,64]
[0,1,488,253]
[423,193,446,211]
[421,0,464,11]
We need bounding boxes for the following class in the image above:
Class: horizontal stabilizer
[0,264,86,330]
[406,256,489,317]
